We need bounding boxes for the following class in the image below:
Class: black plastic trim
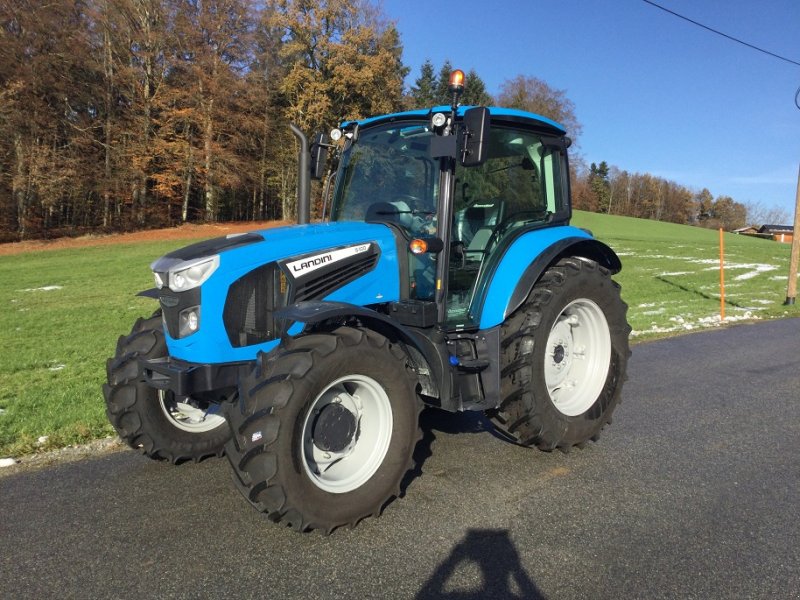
[136,288,160,299]
[159,288,201,339]
[140,356,248,396]
[161,233,264,262]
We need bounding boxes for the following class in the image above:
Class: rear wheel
[488,257,630,450]
[224,326,422,533]
[102,312,229,463]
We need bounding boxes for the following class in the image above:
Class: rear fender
[478,227,621,329]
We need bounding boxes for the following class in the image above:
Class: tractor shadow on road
[415,528,544,599]
[400,408,514,499]
[401,409,484,496]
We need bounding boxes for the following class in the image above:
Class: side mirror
[459,107,490,167]
[310,133,328,180]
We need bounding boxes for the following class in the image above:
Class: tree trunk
[204,114,214,221]
[183,169,192,222]
[13,135,27,240]
[102,11,113,229]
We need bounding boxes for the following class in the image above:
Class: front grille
[223,245,380,348]
[223,263,287,347]
[294,253,378,302]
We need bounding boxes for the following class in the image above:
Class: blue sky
[381,0,800,218]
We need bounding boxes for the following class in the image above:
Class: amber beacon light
[448,69,465,94]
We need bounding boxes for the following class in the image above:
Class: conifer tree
[434,59,454,105]
[409,58,438,108]
[462,69,493,106]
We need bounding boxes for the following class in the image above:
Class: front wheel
[488,257,631,450]
[224,327,422,533]
[102,311,230,463]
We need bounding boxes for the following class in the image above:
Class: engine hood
[159,221,403,364]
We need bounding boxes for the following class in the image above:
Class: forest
[0,0,772,242]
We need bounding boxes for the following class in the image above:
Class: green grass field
[573,212,795,335]
[0,213,796,457]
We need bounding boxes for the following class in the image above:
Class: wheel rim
[301,374,393,494]
[544,298,612,417]
[158,391,226,433]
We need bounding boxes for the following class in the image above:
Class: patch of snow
[641,254,687,260]
[734,264,778,281]
[631,311,760,337]
[37,436,49,446]
[770,275,787,281]
[637,302,657,308]
[48,364,66,372]
[20,285,63,292]
[0,458,18,468]
[658,271,693,277]
[698,311,757,325]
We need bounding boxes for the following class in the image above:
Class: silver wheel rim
[544,298,612,417]
[301,374,393,494]
[158,391,226,433]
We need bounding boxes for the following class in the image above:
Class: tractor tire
[488,257,631,451]
[102,311,229,463]
[224,326,422,533]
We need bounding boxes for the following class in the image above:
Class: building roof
[758,224,794,234]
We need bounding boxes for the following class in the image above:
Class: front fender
[278,300,448,402]
[477,227,621,329]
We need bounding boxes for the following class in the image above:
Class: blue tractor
[103,71,630,533]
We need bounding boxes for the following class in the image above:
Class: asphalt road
[1,319,799,599]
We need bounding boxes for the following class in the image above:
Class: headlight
[168,256,220,292]
[178,306,201,338]
[153,271,165,289]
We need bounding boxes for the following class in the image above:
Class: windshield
[330,121,439,238]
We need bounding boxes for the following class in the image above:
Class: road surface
[1,319,798,599]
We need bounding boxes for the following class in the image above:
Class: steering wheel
[394,194,436,235]
[393,194,430,214]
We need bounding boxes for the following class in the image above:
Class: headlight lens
[153,271,165,289]
[168,256,219,292]
[178,306,201,338]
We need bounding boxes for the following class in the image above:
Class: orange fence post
[719,228,726,321]
[784,163,799,305]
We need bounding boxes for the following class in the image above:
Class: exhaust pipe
[289,123,310,225]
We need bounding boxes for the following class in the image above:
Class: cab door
[447,126,568,328]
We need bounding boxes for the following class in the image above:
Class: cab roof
[343,106,567,136]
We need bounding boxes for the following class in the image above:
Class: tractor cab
[325,84,572,332]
